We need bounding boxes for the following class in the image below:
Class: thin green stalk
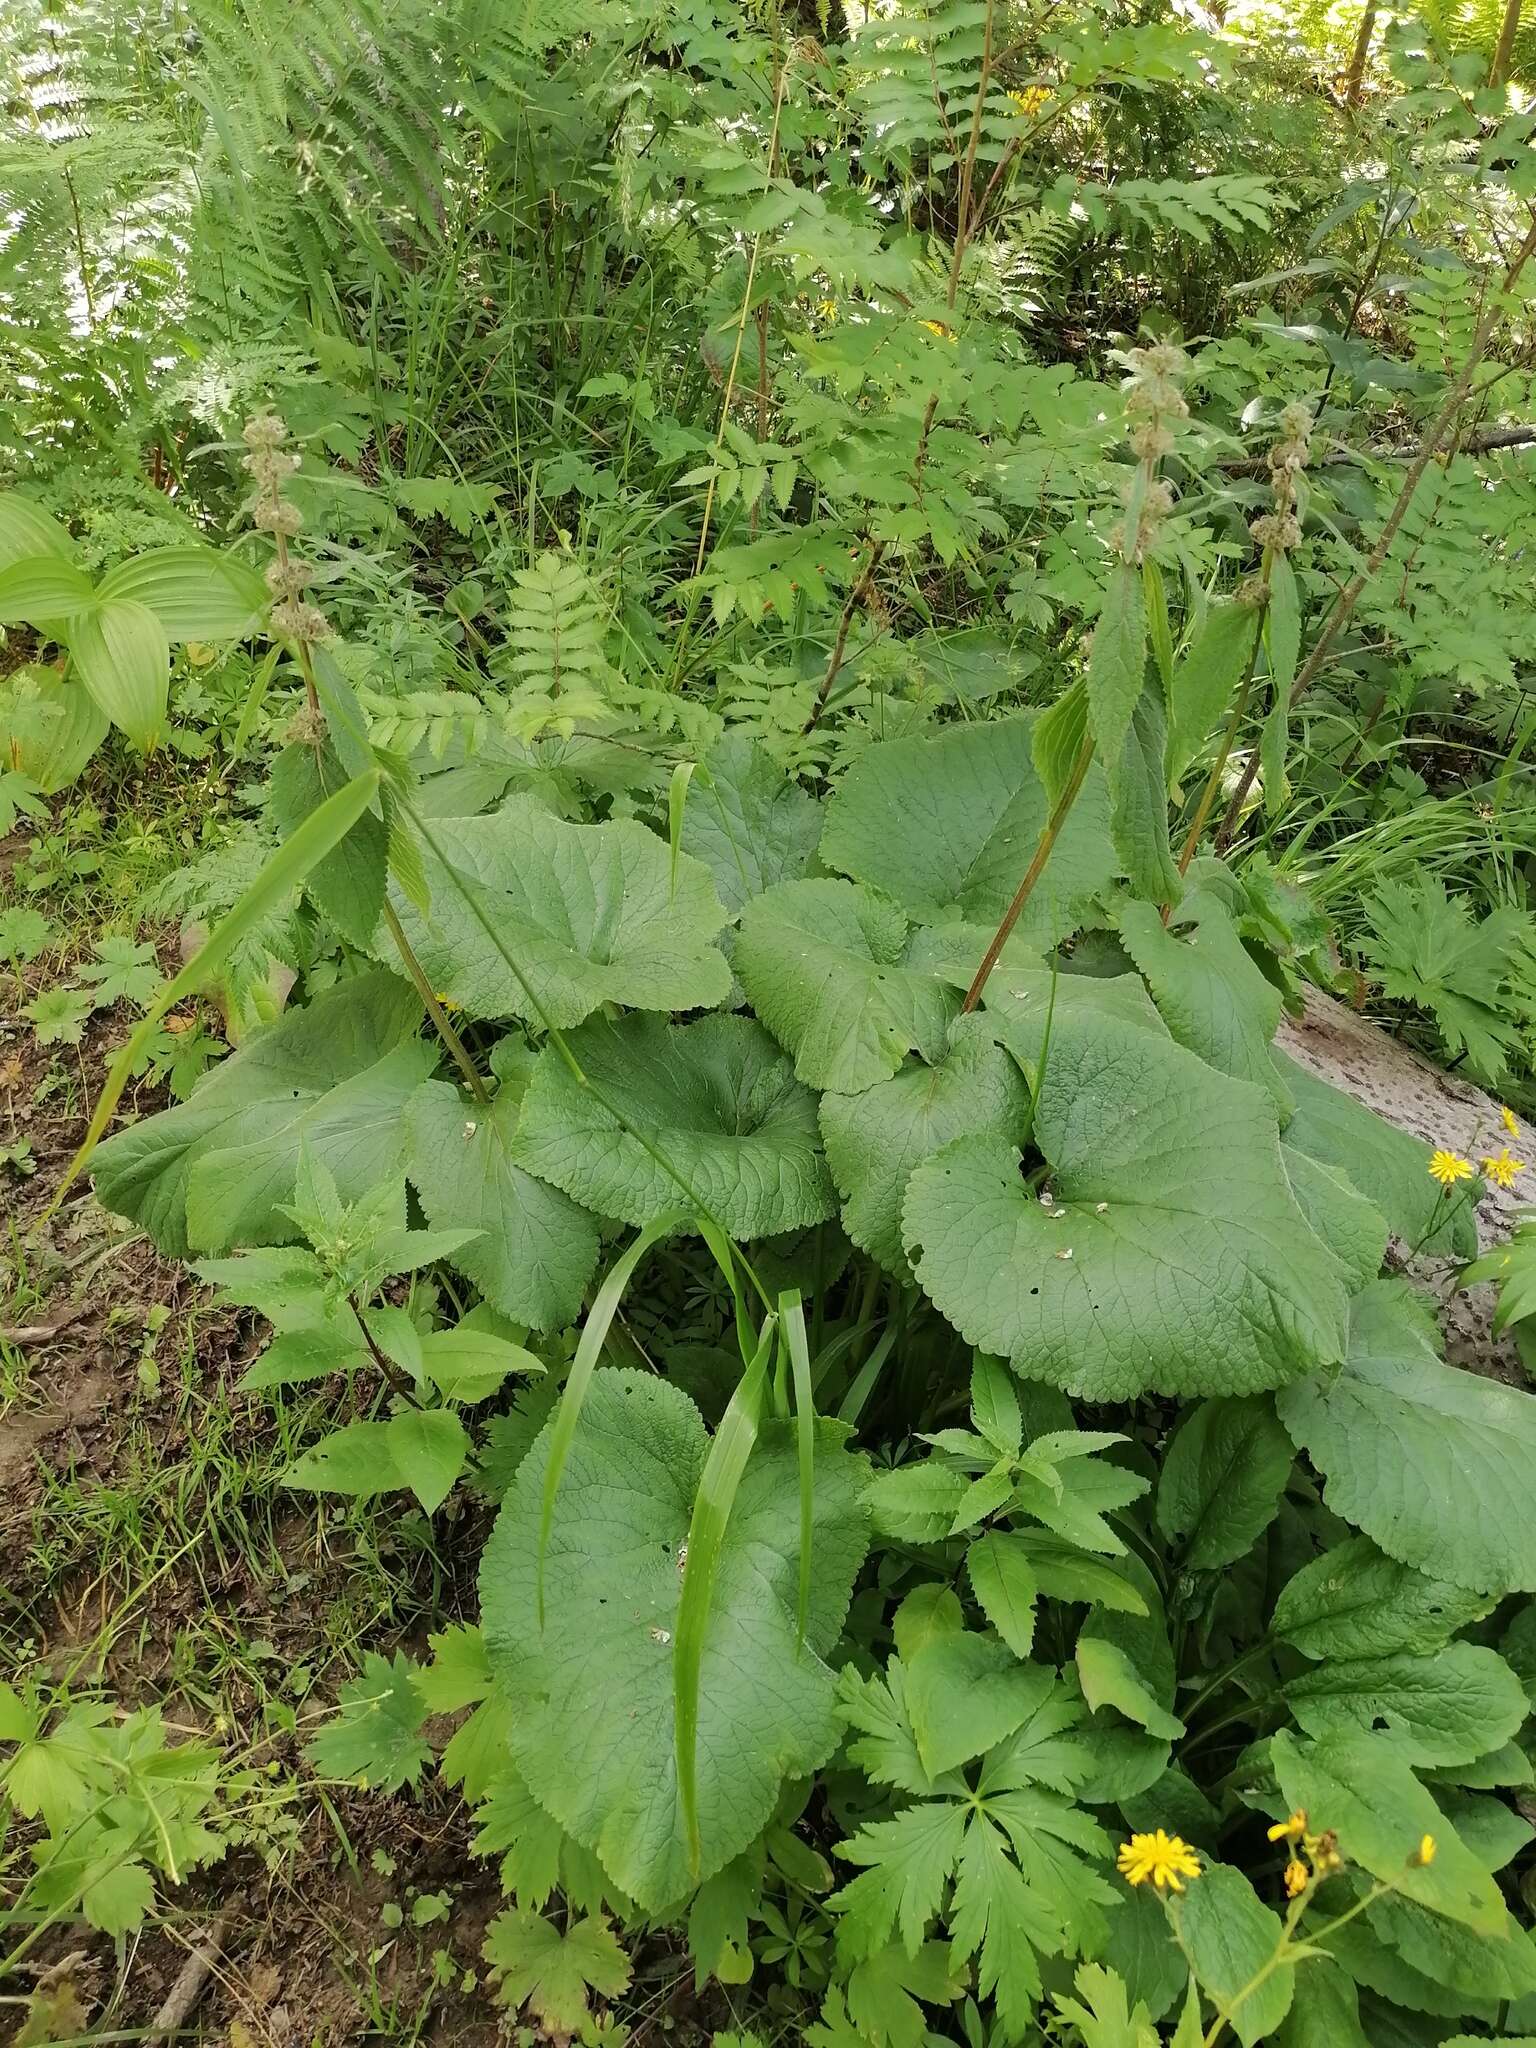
[961,731,1094,1014]
[380,901,490,1107]
[1175,600,1266,877]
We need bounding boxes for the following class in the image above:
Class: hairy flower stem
[1216,210,1536,848]
[961,730,1094,1014]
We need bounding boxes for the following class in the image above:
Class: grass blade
[48,768,382,1219]
[674,1314,776,1876]
[537,1211,688,1627]
[778,1288,816,1653]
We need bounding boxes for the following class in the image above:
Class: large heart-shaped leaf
[404,1079,600,1333]
[680,733,823,913]
[515,1012,836,1239]
[1277,1282,1536,1594]
[818,716,1115,947]
[820,1023,1030,1272]
[67,598,170,750]
[736,879,958,1093]
[903,1009,1349,1399]
[479,1371,868,1911]
[93,971,426,1257]
[387,797,731,1027]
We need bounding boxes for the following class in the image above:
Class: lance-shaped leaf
[1277,1281,1536,1594]
[903,1008,1349,1399]
[479,1371,868,1912]
[388,796,731,1027]
[93,970,425,1257]
[514,1012,836,1240]
[404,1079,599,1333]
[68,598,169,750]
[818,716,1115,948]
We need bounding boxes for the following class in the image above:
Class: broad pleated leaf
[904,1009,1348,1399]
[388,796,731,1027]
[515,1012,836,1239]
[1119,894,1289,1112]
[1277,1281,1536,1593]
[818,716,1115,948]
[479,1371,868,1910]
[68,598,169,749]
[680,733,823,912]
[404,1080,599,1332]
[1285,1642,1526,1765]
[96,546,266,641]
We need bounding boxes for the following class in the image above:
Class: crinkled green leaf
[515,1011,835,1239]
[820,1023,1029,1273]
[1273,1538,1494,1661]
[736,879,958,1093]
[270,739,387,950]
[1177,1864,1292,2048]
[480,1371,867,1911]
[389,796,731,1026]
[1154,1395,1293,1571]
[819,715,1114,947]
[1277,1281,1536,1593]
[404,1079,598,1332]
[1119,894,1288,1112]
[681,732,823,912]
[1281,1148,1389,1293]
[93,971,425,1258]
[1285,1642,1527,1766]
[904,1008,1348,1399]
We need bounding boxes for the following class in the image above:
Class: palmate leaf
[404,1079,599,1333]
[818,715,1115,948]
[479,1371,868,1912]
[1277,1281,1536,1594]
[93,971,426,1257]
[903,1008,1349,1400]
[514,1012,837,1240]
[387,796,731,1027]
[483,1907,631,2034]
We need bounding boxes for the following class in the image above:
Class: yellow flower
[1428,1149,1473,1189]
[1480,1148,1524,1191]
[1284,1859,1308,1898]
[919,319,956,341]
[1117,1830,1202,1892]
[1267,1810,1307,1843]
[1007,84,1052,117]
[433,991,462,1013]
[1502,1105,1520,1137]
[1414,1834,1436,1867]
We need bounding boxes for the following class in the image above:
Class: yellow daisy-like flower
[1428,1149,1473,1189]
[1501,1105,1520,1137]
[1117,1830,1202,1892]
[1480,1148,1524,1191]
[919,318,956,342]
[1283,1858,1308,1899]
[1414,1834,1437,1867]
[433,991,462,1013]
[1007,83,1052,117]
[1267,1810,1307,1843]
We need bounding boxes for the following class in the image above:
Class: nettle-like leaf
[479,1371,868,1912]
[93,971,427,1257]
[389,796,731,1027]
[819,1020,1030,1273]
[1281,1149,1389,1295]
[904,1008,1349,1399]
[1272,1538,1495,1662]
[404,1075,599,1333]
[818,715,1115,948]
[1278,1281,1536,1595]
[514,1011,837,1240]
[1276,1054,1477,1259]
[736,879,959,1093]
[1283,1641,1527,1766]
[1154,1395,1294,1572]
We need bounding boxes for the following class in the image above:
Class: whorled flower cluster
[1249,399,1313,557]
[241,412,331,643]
[1107,341,1191,563]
